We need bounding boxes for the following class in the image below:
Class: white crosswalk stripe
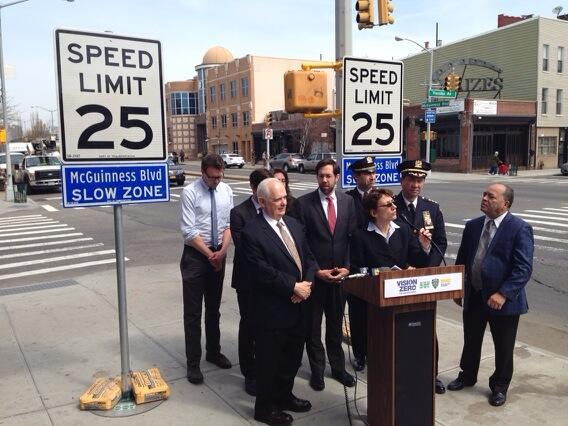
[0,214,123,281]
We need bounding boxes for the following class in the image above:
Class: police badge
[422,211,434,230]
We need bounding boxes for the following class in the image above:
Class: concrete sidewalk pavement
[1,262,567,425]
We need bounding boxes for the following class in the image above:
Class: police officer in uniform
[345,156,376,371]
[394,159,448,394]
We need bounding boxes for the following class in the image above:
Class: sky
[3,0,565,129]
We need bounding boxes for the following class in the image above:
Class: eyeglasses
[377,201,396,209]
[203,170,223,181]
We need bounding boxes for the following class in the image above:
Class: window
[557,89,563,115]
[241,77,249,97]
[541,88,548,114]
[230,80,237,98]
[558,47,564,73]
[220,83,226,101]
[543,44,549,71]
[436,133,460,159]
[538,136,557,155]
[231,112,238,127]
[221,114,227,128]
[170,92,198,115]
[210,86,216,103]
[232,142,239,153]
[242,111,250,126]
[211,115,217,129]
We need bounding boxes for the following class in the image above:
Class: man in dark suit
[292,158,358,391]
[345,156,376,371]
[448,183,534,407]
[394,159,448,394]
[242,177,316,425]
[230,168,271,396]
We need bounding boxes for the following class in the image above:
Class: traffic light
[284,70,328,114]
[421,130,437,141]
[377,0,394,26]
[443,74,452,91]
[355,0,374,30]
[452,75,461,91]
[267,112,273,127]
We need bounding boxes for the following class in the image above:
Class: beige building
[164,79,199,159]
[400,15,568,170]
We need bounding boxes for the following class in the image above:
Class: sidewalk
[1,262,567,425]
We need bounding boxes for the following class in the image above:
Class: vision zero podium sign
[342,57,403,156]
[55,29,166,163]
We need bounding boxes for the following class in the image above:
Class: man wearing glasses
[180,154,234,384]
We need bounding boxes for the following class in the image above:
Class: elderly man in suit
[230,168,272,396]
[242,178,316,425]
[394,159,448,394]
[449,183,534,407]
[292,158,358,391]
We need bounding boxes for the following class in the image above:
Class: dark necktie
[471,219,495,290]
[209,188,218,249]
[327,196,336,234]
[407,203,416,223]
[277,221,302,272]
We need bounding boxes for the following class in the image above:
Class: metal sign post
[264,128,273,170]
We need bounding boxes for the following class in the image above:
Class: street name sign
[61,163,169,207]
[424,109,436,124]
[342,57,403,156]
[341,156,402,188]
[428,89,457,98]
[55,29,166,163]
[421,100,450,109]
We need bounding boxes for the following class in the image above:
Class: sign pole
[265,135,270,170]
[113,204,131,397]
[335,0,352,172]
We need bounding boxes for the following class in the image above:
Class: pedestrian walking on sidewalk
[180,154,234,384]
[449,183,534,407]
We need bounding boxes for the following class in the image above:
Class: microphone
[399,213,447,266]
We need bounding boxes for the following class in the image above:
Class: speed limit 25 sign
[55,29,166,163]
[342,57,403,156]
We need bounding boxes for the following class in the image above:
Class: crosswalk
[0,214,122,282]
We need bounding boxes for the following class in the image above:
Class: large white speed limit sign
[342,57,403,156]
[55,29,166,162]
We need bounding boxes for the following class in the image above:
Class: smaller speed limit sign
[342,57,403,156]
[55,29,166,163]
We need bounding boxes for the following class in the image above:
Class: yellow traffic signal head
[355,0,374,30]
[443,75,451,91]
[378,0,394,26]
[284,70,327,114]
[453,75,461,91]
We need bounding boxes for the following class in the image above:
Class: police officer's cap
[397,160,431,178]
[349,156,376,173]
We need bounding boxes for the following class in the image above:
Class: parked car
[168,158,186,186]
[17,155,62,194]
[561,162,568,176]
[298,152,337,173]
[269,153,304,172]
[221,153,245,168]
[0,152,25,187]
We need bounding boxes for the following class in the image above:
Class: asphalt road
[2,168,567,356]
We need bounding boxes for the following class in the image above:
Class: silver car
[298,152,337,173]
[269,153,304,172]
[561,162,568,176]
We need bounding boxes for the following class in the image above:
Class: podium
[342,265,464,426]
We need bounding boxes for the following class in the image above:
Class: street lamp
[395,36,434,163]
[1,0,73,202]
[31,105,57,134]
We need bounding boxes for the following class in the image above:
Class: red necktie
[326,196,336,234]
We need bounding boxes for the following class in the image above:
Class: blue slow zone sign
[341,156,402,188]
[61,163,169,207]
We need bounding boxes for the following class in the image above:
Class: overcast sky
[3,0,565,128]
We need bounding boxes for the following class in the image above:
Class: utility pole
[335,0,352,163]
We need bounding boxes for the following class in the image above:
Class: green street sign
[428,89,457,98]
[421,100,450,109]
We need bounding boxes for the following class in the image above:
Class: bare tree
[24,112,49,140]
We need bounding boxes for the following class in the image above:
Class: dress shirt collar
[357,187,366,197]
[367,220,399,240]
[402,194,417,209]
[263,211,283,227]
[318,188,336,202]
[485,210,508,229]
[199,177,215,192]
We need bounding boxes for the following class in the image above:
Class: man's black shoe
[187,366,203,384]
[279,395,312,413]
[332,370,356,387]
[352,357,365,372]
[489,391,507,407]
[205,352,232,369]
[309,375,325,391]
[447,375,475,391]
[254,408,293,425]
[245,376,256,396]
[435,378,446,394]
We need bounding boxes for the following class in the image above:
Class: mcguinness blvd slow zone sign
[55,29,166,162]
